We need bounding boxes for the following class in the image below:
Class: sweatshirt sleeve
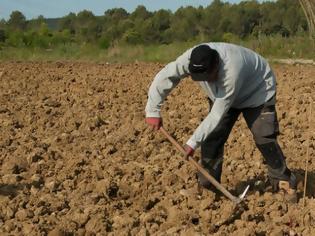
[145,49,191,118]
[186,66,242,149]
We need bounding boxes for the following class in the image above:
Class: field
[0,62,314,235]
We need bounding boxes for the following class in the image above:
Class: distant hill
[44,18,60,30]
[26,17,60,30]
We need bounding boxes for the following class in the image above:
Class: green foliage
[1,36,313,62]
[59,13,76,34]
[123,29,143,44]
[51,31,69,45]
[0,29,6,42]
[130,5,152,20]
[76,10,100,42]
[98,36,110,49]
[27,15,45,30]
[170,6,201,42]
[6,31,24,46]
[0,0,313,61]
[22,31,36,47]
[8,11,26,31]
[222,32,238,43]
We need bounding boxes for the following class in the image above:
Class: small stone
[166,227,178,234]
[45,181,58,192]
[4,221,15,232]
[269,229,283,236]
[48,228,65,236]
[27,153,43,164]
[72,211,90,226]
[30,186,39,195]
[137,227,149,236]
[5,207,15,220]
[76,228,86,236]
[94,179,110,194]
[15,209,34,221]
[2,174,19,184]
[31,174,43,188]
[2,156,28,174]
[44,100,61,108]
[289,229,297,236]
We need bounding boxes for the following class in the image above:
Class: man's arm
[186,69,242,150]
[145,49,191,118]
[186,96,234,149]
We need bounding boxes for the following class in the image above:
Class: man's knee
[251,108,279,144]
[201,143,223,162]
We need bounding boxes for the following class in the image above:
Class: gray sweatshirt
[145,42,276,149]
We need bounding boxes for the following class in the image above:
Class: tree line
[0,0,308,49]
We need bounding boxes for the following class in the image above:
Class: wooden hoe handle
[159,126,240,203]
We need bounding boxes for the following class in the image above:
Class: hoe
[160,126,249,204]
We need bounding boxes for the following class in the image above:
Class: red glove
[184,144,194,159]
[145,117,162,131]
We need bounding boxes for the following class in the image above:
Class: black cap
[189,44,217,73]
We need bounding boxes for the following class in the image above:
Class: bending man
[145,43,297,201]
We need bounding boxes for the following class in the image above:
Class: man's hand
[145,117,162,131]
[184,144,194,159]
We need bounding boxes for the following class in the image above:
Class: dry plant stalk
[303,97,313,206]
[299,0,315,38]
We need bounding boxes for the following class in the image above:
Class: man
[145,43,297,200]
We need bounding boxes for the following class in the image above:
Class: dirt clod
[0,62,314,235]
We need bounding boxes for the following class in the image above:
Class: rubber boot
[269,169,297,203]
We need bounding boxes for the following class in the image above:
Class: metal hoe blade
[233,185,250,204]
[239,185,250,199]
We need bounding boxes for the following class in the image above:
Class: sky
[0,0,257,20]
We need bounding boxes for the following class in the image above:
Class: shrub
[122,29,142,44]
[0,29,6,42]
[98,36,110,49]
[6,31,24,47]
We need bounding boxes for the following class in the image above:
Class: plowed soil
[0,62,314,236]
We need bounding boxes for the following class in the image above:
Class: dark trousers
[200,96,292,183]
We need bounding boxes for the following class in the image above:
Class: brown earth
[0,61,314,236]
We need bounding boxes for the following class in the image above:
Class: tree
[76,10,99,42]
[0,29,6,42]
[123,29,142,44]
[59,13,76,34]
[0,19,6,42]
[202,0,225,39]
[103,8,130,42]
[239,1,261,36]
[282,1,306,35]
[8,11,26,31]
[131,5,152,20]
[140,9,171,43]
[104,8,129,21]
[170,6,202,41]
[77,10,95,26]
[0,1,311,48]
[27,15,46,30]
